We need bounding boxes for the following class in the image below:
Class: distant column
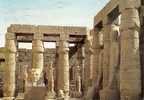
[100,17,112,100]
[92,29,101,85]
[84,38,93,91]
[31,33,44,85]
[119,0,141,99]
[3,32,17,100]
[57,33,69,100]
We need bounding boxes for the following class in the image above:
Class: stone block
[120,29,139,39]
[119,0,141,12]
[5,33,16,40]
[33,33,44,40]
[120,17,140,31]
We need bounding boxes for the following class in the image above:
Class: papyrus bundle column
[57,33,69,99]
[3,33,16,100]
[119,0,141,99]
[31,33,44,85]
[100,18,112,100]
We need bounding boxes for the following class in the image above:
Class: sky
[0,0,109,47]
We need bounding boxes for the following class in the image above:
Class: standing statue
[44,62,56,100]
[75,65,82,97]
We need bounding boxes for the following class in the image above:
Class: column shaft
[3,33,16,100]
[119,0,141,99]
[57,34,69,99]
[31,33,44,84]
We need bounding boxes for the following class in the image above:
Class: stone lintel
[7,24,87,36]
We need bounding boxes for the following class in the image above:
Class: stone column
[139,2,144,97]
[3,32,17,100]
[77,45,85,94]
[45,62,56,100]
[100,17,112,100]
[57,33,69,100]
[92,28,101,85]
[31,32,44,85]
[55,42,59,93]
[84,38,93,92]
[119,0,141,99]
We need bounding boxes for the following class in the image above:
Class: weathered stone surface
[120,0,141,99]
[57,34,70,98]
[31,33,44,84]
[3,33,17,100]
[119,0,141,12]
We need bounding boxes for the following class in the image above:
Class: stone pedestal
[100,88,119,100]
[119,0,141,99]
[3,33,17,100]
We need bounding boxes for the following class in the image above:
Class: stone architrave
[31,32,44,85]
[119,0,141,99]
[3,32,16,100]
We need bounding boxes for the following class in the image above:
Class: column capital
[60,33,69,41]
[119,0,141,12]
[33,32,44,40]
[32,40,44,53]
[5,32,16,40]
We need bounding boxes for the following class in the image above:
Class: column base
[15,93,24,100]
[121,91,141,100]
[64,96,70,100]
[3,97,15,100]
[100,88,120,100]
[45,91,56,100]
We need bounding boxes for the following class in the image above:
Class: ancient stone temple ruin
[0,0,144,100]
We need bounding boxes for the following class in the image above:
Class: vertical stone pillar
[45,62,56,100]
[57,33,69,99]
[77,45,85,94]
[84,38,93,92]
[92,28,101,85]
[100,17,112,100]
[119,0,141,99]
[31,32,44,85]
[55,42,59,93]
[3,32,17,100]
[139,2,144,97]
